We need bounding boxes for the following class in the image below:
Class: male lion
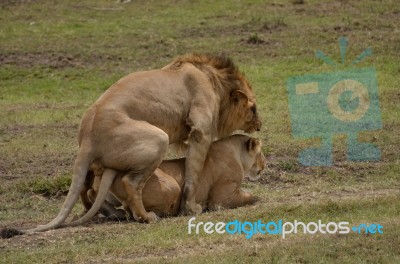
[75,135,266,223]
[26,53,261,233]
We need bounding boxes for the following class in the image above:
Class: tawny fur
[81,135,266,220]
[24,53,261,233]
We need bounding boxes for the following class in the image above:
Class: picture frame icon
[287,38,382,166]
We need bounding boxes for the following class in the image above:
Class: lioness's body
[27,54,261,232]
[83,135,266,218]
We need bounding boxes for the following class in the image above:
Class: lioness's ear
[230,90,248,105]
[246,137,261,152]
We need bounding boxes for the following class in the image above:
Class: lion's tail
[26,144,93,233]
[62,169,117,227]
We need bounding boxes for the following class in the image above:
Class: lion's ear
[246,137,261,152]
[230,90,248,105]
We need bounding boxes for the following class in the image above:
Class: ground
[0,0,399,263]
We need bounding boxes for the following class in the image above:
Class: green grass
[1,0,399,263]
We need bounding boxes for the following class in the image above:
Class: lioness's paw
[141,211,158,223]
[186,202,202,215]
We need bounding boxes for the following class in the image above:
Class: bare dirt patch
[0,147,74,179]
[0,0,37,8]
[0,123,77,179]
[0,52,126,70]
[0,52,82,69]
[0,224,100,248]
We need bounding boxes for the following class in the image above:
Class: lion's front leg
[181,127,211,215]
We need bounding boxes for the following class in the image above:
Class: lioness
[77,135,266,222]
[26,54,261,233]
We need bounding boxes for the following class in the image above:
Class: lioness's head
[242,137,266,181]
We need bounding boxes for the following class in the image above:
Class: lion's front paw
[186,202,202,215]
[140,211,159,223]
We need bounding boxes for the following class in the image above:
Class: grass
[15,174,71,197]
[0,0,399,263]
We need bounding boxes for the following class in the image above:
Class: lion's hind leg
[105,120,169,223]
[122,171,160,223]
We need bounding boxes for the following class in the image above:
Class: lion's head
[214,61,262,137]
[242,137,266,181]
[167,53,262,139]
[227,79,262,135]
